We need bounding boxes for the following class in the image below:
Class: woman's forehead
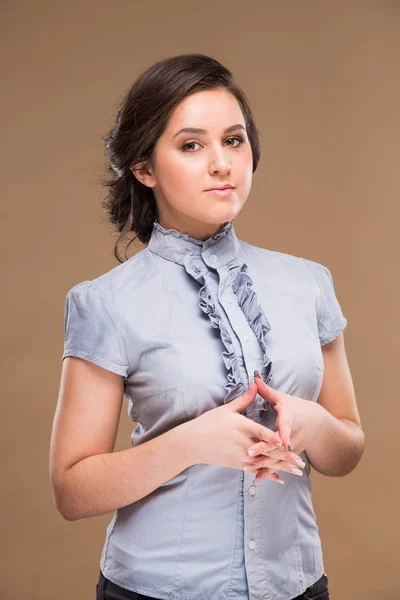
[166,90,245,134]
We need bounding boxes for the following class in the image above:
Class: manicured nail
[248,449,257,456]
[292,459,305,468]
[249,376,255,387]
[254,370,260,379]
[291,467,303,476]
[288,443,293,452]
[273,475,285,484]
[281,445,285,451]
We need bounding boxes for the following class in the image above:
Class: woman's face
[132,88,254,240]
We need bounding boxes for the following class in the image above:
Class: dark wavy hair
[100,53,261,263]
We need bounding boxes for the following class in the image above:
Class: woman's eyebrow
[172,124,246,139]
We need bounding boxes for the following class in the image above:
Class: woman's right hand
[187,380,306,484]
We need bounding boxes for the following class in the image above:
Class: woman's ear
[130,161,156,188]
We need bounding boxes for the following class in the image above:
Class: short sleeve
[62,280,129,377]
[303,259,348,346]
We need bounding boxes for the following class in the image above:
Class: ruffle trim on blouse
[198,282,244,403]
[230,261,273,381]
[191,256,273,422]
[152,220,233,249]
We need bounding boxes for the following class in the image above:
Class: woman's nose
[209,154,231,175]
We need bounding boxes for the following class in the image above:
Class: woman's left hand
[245,372,322,481]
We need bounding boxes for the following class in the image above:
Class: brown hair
[100,53,261,263]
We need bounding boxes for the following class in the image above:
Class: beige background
[2,1,399,598]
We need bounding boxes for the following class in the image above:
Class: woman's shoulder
[65,246,155,300]
[238,239,322,277]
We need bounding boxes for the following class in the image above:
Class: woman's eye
[180,135,245,153]
[225,135,245,147]
[181,140,201,152]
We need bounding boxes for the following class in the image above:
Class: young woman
[50,53,364,600]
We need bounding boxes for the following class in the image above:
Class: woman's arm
[56,421,193,521]
[305,332,365,476]
[305,404,365,476]
[50,357,194,521]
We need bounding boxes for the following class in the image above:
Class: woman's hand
[187,379,306,485]
[245,372,322,482]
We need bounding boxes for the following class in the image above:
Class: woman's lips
[205,188,235,197]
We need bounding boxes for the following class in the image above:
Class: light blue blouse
[62,218,347,600]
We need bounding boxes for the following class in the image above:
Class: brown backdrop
[2,1,399,598]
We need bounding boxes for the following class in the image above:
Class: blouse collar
[147,218,241,269]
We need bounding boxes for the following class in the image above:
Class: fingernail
[272,474,285,484]
[288,443,293,452]
[291,467,303,476]
[248,450,256,456]
[254,370,260,378]
[281,445,285,451]
[249,376,255,387]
